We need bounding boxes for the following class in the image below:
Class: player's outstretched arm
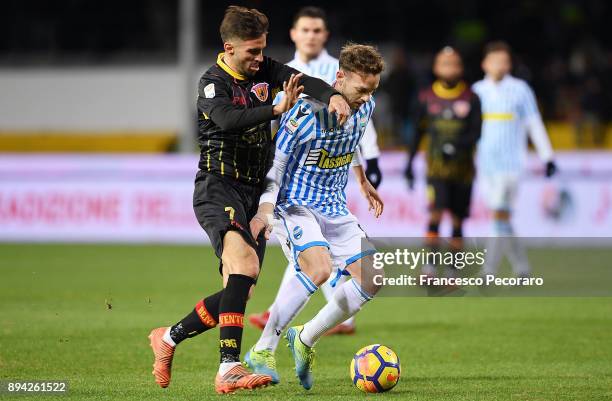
[521,83,557,177]
[352,164,384,218]
[199,75,278,131]
[251,116,296,240]
[270,59,349,125]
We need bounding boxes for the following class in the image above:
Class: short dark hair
[220,5,269,42]
[483,40,512,58]
[339,43,385,75]
[292,6,328,29]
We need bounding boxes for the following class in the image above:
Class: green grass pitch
[1,244,611,400]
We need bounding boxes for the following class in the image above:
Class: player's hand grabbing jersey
[411,80,481,182]
[260,97,375,217]
[274,50,381,161]
[197,53,340,185]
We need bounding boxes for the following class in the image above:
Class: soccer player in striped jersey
[472,41,557,277]
[248,6,382,335]
[243,44,384,389]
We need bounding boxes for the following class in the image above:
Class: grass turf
[0,244,611,400]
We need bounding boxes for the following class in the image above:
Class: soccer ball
[350,344,401,393]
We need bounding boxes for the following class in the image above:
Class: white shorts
[480,173,519,211]
[272,205,375,281]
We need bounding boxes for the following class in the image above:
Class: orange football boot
[148,327,175,388]
[214,364,272,394]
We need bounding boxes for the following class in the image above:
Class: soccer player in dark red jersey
[405,47,481,287]
[147,6,349,394]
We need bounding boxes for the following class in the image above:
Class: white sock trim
[218,361,241,375]
[162,327,176,347]
[296,271,317,294]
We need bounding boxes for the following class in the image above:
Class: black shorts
[427,178,473,218]
[193,171,267,274]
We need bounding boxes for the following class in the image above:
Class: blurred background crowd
[2,0,610,151]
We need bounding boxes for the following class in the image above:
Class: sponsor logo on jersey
[295,105,309,120]
[305,148,354,169]
[321,126,341,134]
[251,82,269,102]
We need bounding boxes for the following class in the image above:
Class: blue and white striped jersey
[273,96,375,217]
[472,74,552,173]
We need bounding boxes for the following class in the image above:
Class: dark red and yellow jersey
[409,80,482,182]
[197,53,339,186]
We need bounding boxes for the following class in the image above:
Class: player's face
[224,34,267,77]
[336,70,380,110]
[482,51,512,81]
[290,17,328,60]
[433,52,463,83]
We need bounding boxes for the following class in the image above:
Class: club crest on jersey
[293,226,303,240]
[453,100,471,118]
[251,82,269,102]
[305,148,354,169]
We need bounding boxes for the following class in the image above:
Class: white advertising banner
[0,152,610,243]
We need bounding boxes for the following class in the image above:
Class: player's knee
[302,261,333,287]
[365,266,384,296]
[347,256,383,296]
[298,247,333,286]
[247,284,256,300]
[221,240,260,279]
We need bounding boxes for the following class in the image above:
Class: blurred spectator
[569,39,608,146]
[382,47,416,146]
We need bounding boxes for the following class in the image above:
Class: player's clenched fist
[273,73,305,116]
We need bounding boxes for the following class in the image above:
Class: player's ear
[224,42,234,55]
[289,28,298,44]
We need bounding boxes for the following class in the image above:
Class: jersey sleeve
[518,82,541,120]
[518,82,554,161]
[197,74,274,131]
[274,100,317,155]
[266,57,339,105]
[260,101,316,206]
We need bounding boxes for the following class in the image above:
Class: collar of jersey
[485,73,511,86]
[217,53,248,81]
[292,48,332,68]
[432,80,466,99]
